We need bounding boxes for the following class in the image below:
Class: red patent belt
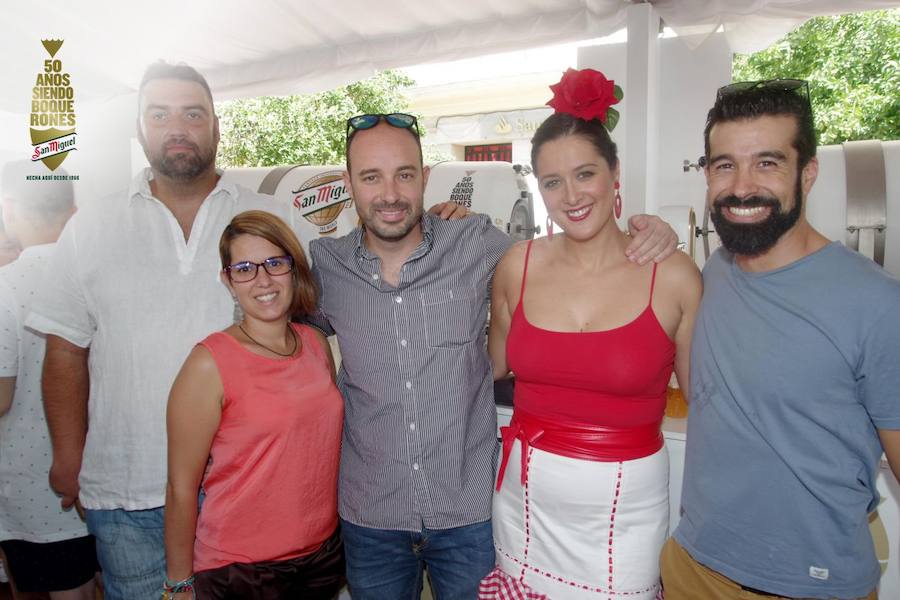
[496,409,663,491]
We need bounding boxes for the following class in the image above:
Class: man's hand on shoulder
[626,214,679,264]
[428,201,472,220]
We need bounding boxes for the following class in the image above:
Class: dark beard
[710,175,803,257]
[151,139,215,181]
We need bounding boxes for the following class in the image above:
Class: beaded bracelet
[161,574,195,599]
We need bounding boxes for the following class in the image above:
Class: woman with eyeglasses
[478,69,702,599]
[163,210,344,600]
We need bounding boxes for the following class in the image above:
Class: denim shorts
[85,507,165,600]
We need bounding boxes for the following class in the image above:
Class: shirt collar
[352,211,436,260]
[128,167,238,205]
[17,243,56,260]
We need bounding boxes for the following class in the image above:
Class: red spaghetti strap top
[506,240,675,430]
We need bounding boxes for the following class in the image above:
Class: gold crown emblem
[41,39,64,57]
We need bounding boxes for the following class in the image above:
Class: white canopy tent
[1,0,898,110]
[2,0,897,223]
[5,5,900,598]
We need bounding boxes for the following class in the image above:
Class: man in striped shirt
[309,113,676,599]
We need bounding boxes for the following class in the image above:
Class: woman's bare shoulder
[657,250,700,278]
[496,239,533,279]
[654,251,702,298]
[182,343,218,375]
[169,343,224,407]
[502,238,531,262]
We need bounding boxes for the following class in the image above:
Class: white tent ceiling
[2,0,897,111]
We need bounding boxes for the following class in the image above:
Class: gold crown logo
[41,39,64,57]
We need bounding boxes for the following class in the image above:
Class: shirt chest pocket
[420,287,480,348]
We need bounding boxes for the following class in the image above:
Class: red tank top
[507,240,675,429]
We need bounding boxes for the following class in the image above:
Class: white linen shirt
[0,244,90,542]
[25,169,295,510]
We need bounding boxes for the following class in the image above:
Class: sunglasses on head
[717,78,809,101]
[346,113,419,141]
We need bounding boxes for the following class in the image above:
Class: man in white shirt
[0,160,98,599]
[25,62,293,600]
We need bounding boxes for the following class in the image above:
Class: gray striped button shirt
[309,213,512,532]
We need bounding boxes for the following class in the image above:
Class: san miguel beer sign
[30,39,77,171]
[292,171,353,235]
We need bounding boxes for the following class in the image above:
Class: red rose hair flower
[547,68,623,131]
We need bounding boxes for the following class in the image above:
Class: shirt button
[413,463,420,470]
[395,296,402,303]
[400,339,407,347]
[405,381,412,389]
[410,423,416,430]
[372,273,380,280]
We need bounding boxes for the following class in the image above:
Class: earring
[231,294,243,324]
[614,181,622,219]
[546,215,554,239]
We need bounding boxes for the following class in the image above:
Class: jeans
[341,518,495,600]
[85,507,166,600]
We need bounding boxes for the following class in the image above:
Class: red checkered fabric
[478,567,548,600]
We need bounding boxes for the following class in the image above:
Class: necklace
[238,323,299,357]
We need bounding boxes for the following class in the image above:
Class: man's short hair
[1,160,74,225]
[704,82,817,168]
[345,120,422,173]
[138,61,214,110]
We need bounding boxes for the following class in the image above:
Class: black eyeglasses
[346,113,419,142]
[717,78,809,102]
[224,255,294,283]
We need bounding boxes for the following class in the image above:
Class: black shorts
[194,527,345,600]
[0,535,99,593]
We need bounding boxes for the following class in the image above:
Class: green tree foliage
[217,70,416,167]
[733,9,899,144]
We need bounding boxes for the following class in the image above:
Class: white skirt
[484,440,669,600]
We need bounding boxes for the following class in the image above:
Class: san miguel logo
[292,171,353,235]
[30,39,77,171]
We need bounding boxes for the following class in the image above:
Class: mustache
[713,195,779,210]
[164,138,200,153]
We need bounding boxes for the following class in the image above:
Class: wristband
[161,574,195,599]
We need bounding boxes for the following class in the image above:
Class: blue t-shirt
[675,242,900,599]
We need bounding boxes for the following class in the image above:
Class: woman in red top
[479,70,702,599]
[164,211,344,599]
